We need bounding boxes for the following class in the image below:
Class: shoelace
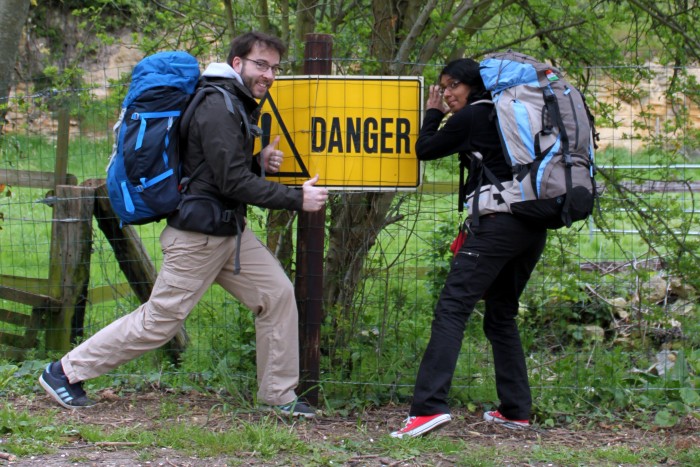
[400,416,416,430]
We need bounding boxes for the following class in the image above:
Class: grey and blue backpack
[463,51,597,229]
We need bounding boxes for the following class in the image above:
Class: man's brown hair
[227,31,286,65]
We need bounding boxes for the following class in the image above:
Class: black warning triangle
[259,92,310,179]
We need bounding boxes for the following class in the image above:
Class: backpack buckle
[250,125,263,138]
[222,210,233,223]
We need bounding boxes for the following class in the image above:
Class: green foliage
[73,88,120,134]
[210,354,257,404]
[424,221,455,301]
[0,364,18,391]
[0,360,44,396]
[647,350,700,427]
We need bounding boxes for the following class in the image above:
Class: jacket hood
[202,62,244,87]
[200,63,257,110]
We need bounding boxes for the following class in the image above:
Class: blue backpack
[106,51,199,225]
[106,51,251,226]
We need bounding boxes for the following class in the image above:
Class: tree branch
[478,17,588,58]
[626,0,700,62]
[392,0,439,74]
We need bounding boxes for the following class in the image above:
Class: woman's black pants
[410,213,547,420]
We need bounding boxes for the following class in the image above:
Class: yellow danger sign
[255,76,423,190]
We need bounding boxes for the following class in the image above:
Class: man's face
[231,43,281,99]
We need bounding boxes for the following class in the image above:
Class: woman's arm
[416,108,474,161]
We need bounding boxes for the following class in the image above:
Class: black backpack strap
[179,162,204,194]
[173,84,251,274]
[458,152,468,214]
[177,88,209,194]
[210,87,266,179]
[463,149,510,228]
[543,86,574,227]
[208,84,259,144]
[470,154,482,226]
[179,86,209,146]
[582,97,600,225]
[180,84,255,143]
[178,84,258,190]
[457,99,496,221]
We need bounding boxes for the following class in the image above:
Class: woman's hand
[426,84,449,113]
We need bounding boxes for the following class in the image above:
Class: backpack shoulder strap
[178,84,258,191]
[179,84,253,140]
[456,99,497,215]
[206,84,256,142]
[470,98,497,123]
[470,99,493,106]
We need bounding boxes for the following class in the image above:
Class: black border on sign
[259,92,310,179]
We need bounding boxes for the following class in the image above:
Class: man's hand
[302,174,329,212]
[261,135,284,174]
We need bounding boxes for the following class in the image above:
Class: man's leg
[215,228,299,406]
[62,227,234,383]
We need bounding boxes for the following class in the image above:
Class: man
[39,31,328,418]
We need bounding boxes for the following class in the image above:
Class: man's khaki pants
[62,225,300,406]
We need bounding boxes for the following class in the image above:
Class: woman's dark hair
[440,58,489,101]
[227,31,287,65]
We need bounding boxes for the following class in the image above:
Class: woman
[390,59,548,438]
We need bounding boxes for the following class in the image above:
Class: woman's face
[439,74,471,113]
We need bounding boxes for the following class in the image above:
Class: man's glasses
[242,58,284,75]
[439,80,461,95]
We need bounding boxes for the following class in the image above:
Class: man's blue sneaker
[266,400,316,418]
[38,362,95,409]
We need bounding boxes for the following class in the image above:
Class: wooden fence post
[45,185,95,352]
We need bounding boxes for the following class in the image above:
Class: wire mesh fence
[0,62,698,412]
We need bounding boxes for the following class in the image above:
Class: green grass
[2,357,699,464]
[2,399,698,465]
[0,405,78,456]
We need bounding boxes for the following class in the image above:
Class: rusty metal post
[296,34,332,405]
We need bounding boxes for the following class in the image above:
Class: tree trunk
[266,210,296,274]
[223,0,235,39]
[260,0,321,274]
[256,0,270,35]
[279,0,290,47]
[0,0,31,134]
[322,0,405,357]
[295,0,318,49]
[323,191,396,326]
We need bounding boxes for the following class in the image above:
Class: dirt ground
[4,389,699,466]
